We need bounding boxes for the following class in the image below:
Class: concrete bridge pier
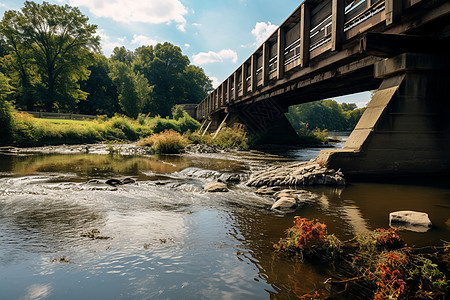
[318,53,450,178]
[223,99,300,144]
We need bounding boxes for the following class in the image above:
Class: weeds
[275,218,448,299]
[137,129,189,154]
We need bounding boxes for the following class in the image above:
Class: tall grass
[137,129,189,154]
[3,106,201,148]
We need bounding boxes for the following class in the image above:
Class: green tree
[181,65,213,104]
[134,43,211,116]
[111,46,135,64]
[287,100,366,131]
[0,72,14,145]
[0,1,100,111]
[109,61,153,118]
[78,53,119,116]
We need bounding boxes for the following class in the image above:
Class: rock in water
[271,197,297,211]
[389,210,432,232]
[203,182,228,192]
[122,178,136,185]
[105,178,122,186]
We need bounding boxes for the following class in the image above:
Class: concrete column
[300,3,310,67]
[277,27,285,79]
[332,0,345,51]
[386,0,402,25]
[221,84,226,107]
[242,64,248,96]
[226,77,231,104]
[250,54,257,92]
[318,53,450,178]
[233,72,238,101]
[262,42,269,86]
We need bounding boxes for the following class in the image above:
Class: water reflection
[0,150,448,299]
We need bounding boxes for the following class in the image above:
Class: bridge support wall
[318,53,450,178]
[206,98,300,144]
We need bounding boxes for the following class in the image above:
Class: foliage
[275,220,448,299]
[0,72,13,145]
[137,129,189,154]
[109,61,153,118]
[133,43,212,116]
[211,124,249,150]
[297,128,328,145]
[78,53,119,116]
[274,217,328,258]
[287,100,366,132]
[0,1,100,111]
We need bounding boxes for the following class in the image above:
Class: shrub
[148,116,180,134]
[212,124,248,150]
[0,73,14,146]
[137,129,189,154]
[107,116,139,141]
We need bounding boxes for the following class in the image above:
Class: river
[0,134,449,299]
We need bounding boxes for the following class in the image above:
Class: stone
[203,181,228,192]
[271,197,297,211]
[218,173,241,183]
[389,210,432,232]
[122,178,136,185]
[105,178,122,186]
[255,186,281,195]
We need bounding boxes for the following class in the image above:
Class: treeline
[0,1,212,118]
[286,100,366,132]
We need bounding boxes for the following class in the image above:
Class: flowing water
[0,137,449,299]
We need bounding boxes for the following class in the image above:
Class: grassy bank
[1,106,201,147]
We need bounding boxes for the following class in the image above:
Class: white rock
[203,182,228,192]
[271,197,297,211]
[389,210,432,232]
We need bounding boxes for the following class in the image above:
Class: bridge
[194,0,450,178]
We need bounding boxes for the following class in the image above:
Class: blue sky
[0,0,371,107]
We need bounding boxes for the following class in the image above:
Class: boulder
[271,197,297,211]
[389,210,432,232]
[203,181,228,192]
[255,186,281,195]
[105,178,122,186]
[122,178,136,185]
[218,173,241,183]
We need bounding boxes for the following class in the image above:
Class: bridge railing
[196,0,419,120]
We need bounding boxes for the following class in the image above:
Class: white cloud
[184,43,190,48]
[192,23,202,27]
[210,76,220,88]
[356,101,368,108]
[96,29,124,56]
[131,34,157,46]
[192,49,238,65]
[70,0,188,31]
[251,21,278,44]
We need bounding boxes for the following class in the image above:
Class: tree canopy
[286,100,366,132]
[0,1,213,118]
[0,1,100,111]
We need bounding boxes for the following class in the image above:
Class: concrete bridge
[195,0,450,178]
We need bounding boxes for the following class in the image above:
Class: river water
[0,135,449,299]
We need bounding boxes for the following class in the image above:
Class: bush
[107,116,139,141]
[0,73,14,146]
[0,100,14,146]
[212,124,248,150]
[137,129,189,154]
[148,116,180,134]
